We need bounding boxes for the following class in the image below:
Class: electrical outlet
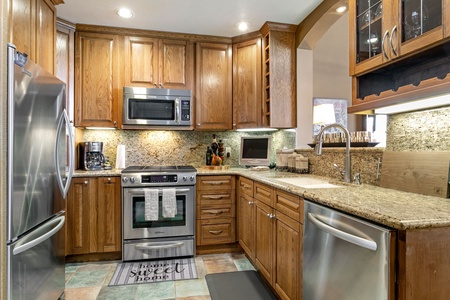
[226,147,231,157]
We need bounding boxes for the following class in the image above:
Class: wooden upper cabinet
[9,0,57,74]
[160,39,193,89]
[124,37,193,90]
[260,22,296,129]
[350,0,449,76]
[124,36,159,87]
[195,42,232,130]
[232,38,262,130]
[75,32,120,128]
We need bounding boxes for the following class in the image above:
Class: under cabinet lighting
[85,127,117,130]
[374,94,450,114]
[236,128,278,132]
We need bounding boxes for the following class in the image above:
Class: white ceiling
[57,0,324,37]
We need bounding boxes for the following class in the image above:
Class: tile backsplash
[81,130,295,168]
[386,106,450,151]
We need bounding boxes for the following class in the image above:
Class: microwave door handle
[175,98,180,124]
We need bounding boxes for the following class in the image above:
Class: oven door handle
[134,241,185,250]
[126,188,191,196]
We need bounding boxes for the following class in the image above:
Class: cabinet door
[275,212,302,300]
[9,0,35,62]
[124,36,159,88]
[255,200,276,285]
[238,193,255,260]
[36,0,56,74]
[195,42,232,130]
[66,178,97,255]
[75,32,120,128]
[160,39,193,89]
[233,38,262,129]
[350,0,391,75]
[400,0,446,56]
[97,177,122,253]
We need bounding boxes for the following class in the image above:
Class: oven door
[123,186,195,240]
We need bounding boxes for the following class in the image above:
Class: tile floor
[64,253,256,300]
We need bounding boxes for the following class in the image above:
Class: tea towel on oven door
[162,188,177,218]
[144,189,159,221]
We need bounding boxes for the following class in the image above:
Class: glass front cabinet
[350,0,449,76]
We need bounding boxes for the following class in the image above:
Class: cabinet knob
[267,213,275,219]
[84,181,88,185]
[197,123,200,126]
[107,177,111,182]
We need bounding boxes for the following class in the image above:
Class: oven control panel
[121,172,196,187]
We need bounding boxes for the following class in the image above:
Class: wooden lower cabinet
[196,175,236,250]
[66,176,121,258]
[254,200,276,285]
[238,178,302,300]
[275,211,302,300]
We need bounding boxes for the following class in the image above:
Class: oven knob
[190,176,195,181]
[122,177,128,183]
[130,177,136,184]
[182,176,187,182]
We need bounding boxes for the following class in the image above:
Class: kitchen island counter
[197,167,450,230]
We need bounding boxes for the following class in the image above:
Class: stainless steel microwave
[123,87,192,126]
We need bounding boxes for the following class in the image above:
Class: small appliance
[79,141,106,170]
[123,87,192,127]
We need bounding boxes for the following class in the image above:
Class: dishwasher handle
[307,212,378,251]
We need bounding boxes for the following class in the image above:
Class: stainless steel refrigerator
[6,44,74,299]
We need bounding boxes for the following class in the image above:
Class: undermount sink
[275,177,343,189]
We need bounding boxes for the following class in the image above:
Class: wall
[297,12,360,148]
[81,130,295,169]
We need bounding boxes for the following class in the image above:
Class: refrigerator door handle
[307,212,378,251]
[12,215,65,255]
[55,109,74,199]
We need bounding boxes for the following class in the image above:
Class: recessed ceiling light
[336,6,347,13]
[235,22,250,31]
[116,8,134,18]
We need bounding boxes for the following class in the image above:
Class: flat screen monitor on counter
[239,136,271,167]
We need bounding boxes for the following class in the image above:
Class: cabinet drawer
[254,182,274,207]
[275,189,303,223]
[197,218,236,245]
[239,177,254,197]
[197,175,235,190]
[197,190,234,206]
[197,204,235,219]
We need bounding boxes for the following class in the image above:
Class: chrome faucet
[314,123,352,183]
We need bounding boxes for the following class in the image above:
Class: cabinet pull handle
[204,195,225,200]
[204,180,228,185]
[248,201,254,205]
[389,25,398,57]
[209,230,223,235]
[206,209,228,215]
[84,181,88,185]
[381,30,389,60]
[267,213,276,219]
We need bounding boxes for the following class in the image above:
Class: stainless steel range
[121,166,196,261]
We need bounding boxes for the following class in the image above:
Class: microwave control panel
[181,100,190,121]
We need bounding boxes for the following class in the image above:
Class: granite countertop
[197,168,450,231]
[73,167,450,230]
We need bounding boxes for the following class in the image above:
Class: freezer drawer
[303,201,395,300]
[7,214,65,300]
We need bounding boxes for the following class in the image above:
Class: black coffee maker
[79,142,106,170]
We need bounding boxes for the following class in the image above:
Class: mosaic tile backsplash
[80,130,296,169]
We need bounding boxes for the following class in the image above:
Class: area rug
[109,257,198,286]
[206,270,277,300]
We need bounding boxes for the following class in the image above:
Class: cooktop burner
[121,165,197,173]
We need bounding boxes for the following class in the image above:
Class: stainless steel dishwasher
[303,201,396,300]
